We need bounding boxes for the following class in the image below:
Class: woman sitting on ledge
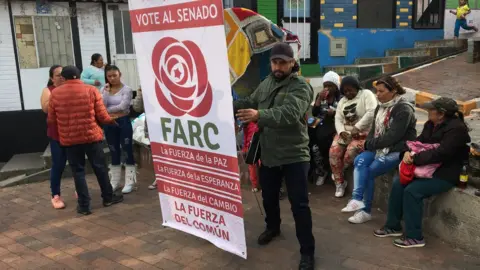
[342,76,417,224]
[374,97,471,248]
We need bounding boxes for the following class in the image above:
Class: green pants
[385,174,454,239]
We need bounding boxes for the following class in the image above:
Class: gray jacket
[365,97,417,153]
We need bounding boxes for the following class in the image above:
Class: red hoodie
[242,122,259,153]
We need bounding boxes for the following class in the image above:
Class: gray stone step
[0,169,51,188]
[0,153,45,181]
[42,142,111,170]
[386,47,437,57]
[386,47,463,58]
[414,39,468,49]
[323,62,398,80]
[355,56,398,65]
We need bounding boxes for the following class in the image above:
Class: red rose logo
[151,37,213,117]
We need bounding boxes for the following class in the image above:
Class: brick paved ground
[395,53,480,101]
[0,172,479,270]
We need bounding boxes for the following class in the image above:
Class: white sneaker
[341,199,366,213]
[335,182,348,198]
[148,180,157,190]
[316,174,326,186]
[348,211,372,224]
[109,165,122,191]
[122,165,137,194]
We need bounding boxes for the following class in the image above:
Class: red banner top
[130,0,224,33]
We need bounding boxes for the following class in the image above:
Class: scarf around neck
[375,96,402,157]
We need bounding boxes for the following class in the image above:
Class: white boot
[122,165,137,194]
[109,165,122,191]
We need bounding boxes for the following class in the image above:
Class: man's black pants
[66,142,113,208]
[259,162,315,255]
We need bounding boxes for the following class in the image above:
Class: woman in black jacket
[341,76,417,224]
[308,71,341,186]
[374,97,471,248]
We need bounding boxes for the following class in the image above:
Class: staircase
[0,143,111,188]
[323,39,468,81]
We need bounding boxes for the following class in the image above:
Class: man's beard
[273,70,290,80]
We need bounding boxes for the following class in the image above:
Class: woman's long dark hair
[90,53,102,65]
[104,64,121,85]
[446,110,471,131]
[47,65,62,87]
[375,76,406,95]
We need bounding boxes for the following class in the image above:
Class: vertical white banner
[129,0,246,258]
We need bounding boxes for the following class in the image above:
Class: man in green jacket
[235,43,315,270]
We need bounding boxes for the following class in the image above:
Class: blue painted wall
[318,29,444,67]
[321,0,357,29]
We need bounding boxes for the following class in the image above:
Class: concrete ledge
[373,171,480,256]
[134,140,480,255]
[426,187,480,256]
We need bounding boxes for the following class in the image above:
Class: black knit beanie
[340,76,361,95]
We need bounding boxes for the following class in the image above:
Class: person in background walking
[374,97,470,248]
[329,76,377,198]
[41,65,68,209]
[342,76,416,224]
[309,71,341,186]
[450,0,478,38]
[81,53,106,91]
[48,66,123,215]
[234,43,315,270]
[102,65,136,194]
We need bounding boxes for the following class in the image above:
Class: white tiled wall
[0,0,22,111]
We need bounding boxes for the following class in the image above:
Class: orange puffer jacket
[48,79,114,146]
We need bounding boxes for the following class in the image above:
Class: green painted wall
[257,0,277,23]
[447,0,480,9]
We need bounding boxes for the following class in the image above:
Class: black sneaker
[77,206,92,216]
[103,194,124,207]
[475,189,480,197]
[373,226,403,238]
[257,229,280,245]
[298,255,315,270]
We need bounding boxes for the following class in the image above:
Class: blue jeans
[104,116,135,165]
[50,139,67,197]
[454,19,474,37]
[352,151,401,213]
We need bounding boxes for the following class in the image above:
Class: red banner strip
[157,180,243,218]
[151,142,239,174]
[153,161,242,196]
[130,0,224,33]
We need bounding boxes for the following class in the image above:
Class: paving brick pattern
[395,53,480,101]
[0,172,479,270]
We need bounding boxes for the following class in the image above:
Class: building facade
[0,0,476,161]
[0,0,131,162]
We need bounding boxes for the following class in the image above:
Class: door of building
[106,3,140,90]
[279,0,320,63]
[357,0,395,28]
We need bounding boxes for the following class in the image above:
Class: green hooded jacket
[234,73,314,167]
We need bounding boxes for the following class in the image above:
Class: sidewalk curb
[405,87,478,116]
